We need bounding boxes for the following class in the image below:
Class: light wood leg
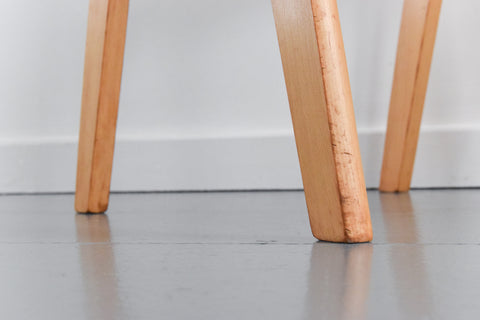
[75,0,129,213]
[271,0,372,242]
[380,0,442,192]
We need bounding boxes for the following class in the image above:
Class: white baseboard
[0,126,479,193]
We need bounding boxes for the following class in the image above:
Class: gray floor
[0,190,479,319]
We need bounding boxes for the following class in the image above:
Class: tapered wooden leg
[75,0,129,213]
[380,0,442,192]
[271,0,372,242]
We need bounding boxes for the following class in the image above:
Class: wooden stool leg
[271,0,372,242]
[380,0,442,192]
[75,0,129,213]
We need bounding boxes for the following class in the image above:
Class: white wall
[0,0,479,193]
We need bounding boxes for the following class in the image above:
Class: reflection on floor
[76,214,121,319]
[0,190,479,319]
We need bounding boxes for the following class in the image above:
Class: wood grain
[271,0,372,242]
[380,0,442,192]
[75,0,129,213]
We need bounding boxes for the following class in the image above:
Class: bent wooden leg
[75,0,129,213]
[271,0,372,242]
[380,0,442,192]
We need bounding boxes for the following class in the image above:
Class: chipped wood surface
[272,0,372,242]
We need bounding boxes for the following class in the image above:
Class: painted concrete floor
[0,190,479,319]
